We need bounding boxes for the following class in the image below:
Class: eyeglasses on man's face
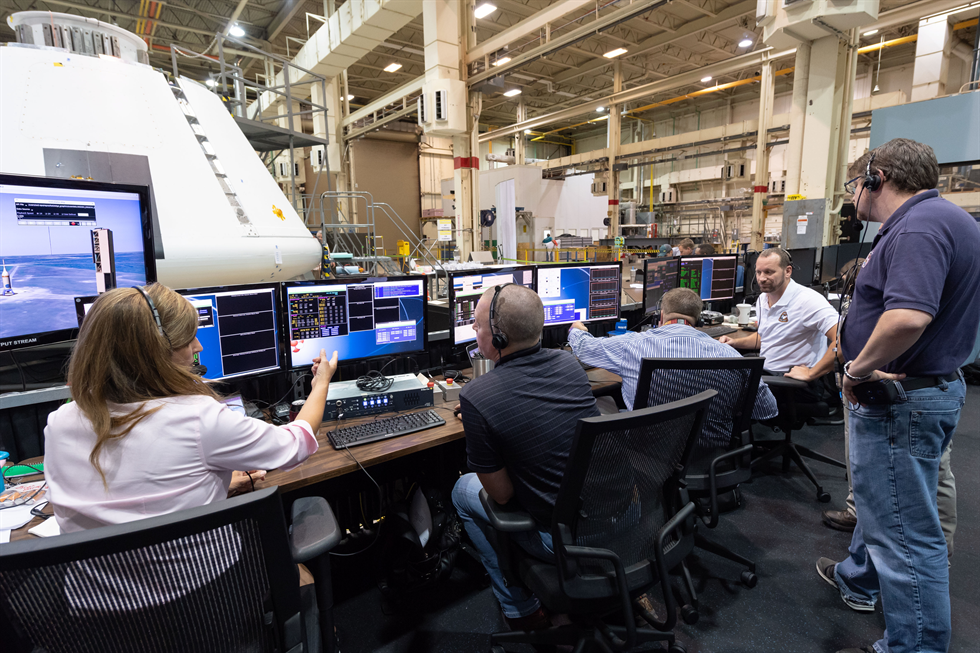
[844,176,862,195]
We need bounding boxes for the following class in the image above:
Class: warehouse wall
[351,138,422,255]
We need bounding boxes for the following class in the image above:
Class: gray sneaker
[816,558,875,612]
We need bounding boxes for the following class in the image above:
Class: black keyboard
[701,325,739,338]
[328,409,446,450]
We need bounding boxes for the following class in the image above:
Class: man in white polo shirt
[720,248,839,399]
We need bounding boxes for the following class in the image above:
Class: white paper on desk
[0,505,38,531]
[630,283,643,289]
[0,529,10,544]
[409,487,432,549]
[29,517,61,538]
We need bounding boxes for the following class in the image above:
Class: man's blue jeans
[452,473,554,619]
[835,376,965,653]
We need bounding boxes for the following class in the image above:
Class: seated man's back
[569,288,777,449]
[460,345,599,524]
[452,283,599,628]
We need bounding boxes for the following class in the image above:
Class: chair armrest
[761,374,808,390]
[289,497,341,563]
[651,501,698,633]
[704,444,754,529]
[479,489,537,533]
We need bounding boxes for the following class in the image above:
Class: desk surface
[260,366,622,494]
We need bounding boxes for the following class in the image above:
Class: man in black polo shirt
[815,139,980,653]
[451,284,599,629]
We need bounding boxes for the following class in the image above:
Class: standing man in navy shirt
[816,138,980,653]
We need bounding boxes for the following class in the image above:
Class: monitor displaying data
[179,284,282,381]
[643,258,680,314]
[450,266,535,345]
[535,262,621,326]
[284,276,427,367]
[0,174,155,351]
[678,255,737,301]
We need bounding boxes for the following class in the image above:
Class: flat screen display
[449,266,535,345]
[678,255,737,301]
[0,174,155,351]
[284,276,427,367]
[643,258,680,314]
[179,284,283,381]
[535,262,621,326]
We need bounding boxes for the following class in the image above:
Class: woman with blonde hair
[44,283,337,532]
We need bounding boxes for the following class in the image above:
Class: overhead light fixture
[492,57,511,67]
[596,106,606,112]
[346,94,354,101]
[701,75,712,83]
[603,47,628,58]
[738,37,753,48]
[474,3,497,19]
[863,29,879,36]
[205,78,216,87]
[229,24,245,37]
[503,88,522,97]
[383,63,402,72]
[524,129,532,134]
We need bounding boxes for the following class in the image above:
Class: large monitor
[820,245,839,284]
[643,257,680,314]
[535,262,622,326]
[678,255,737,301]
[449,266,535,346]
[788,248,818,286]
[178,284,283,382]
[284,276,427,368]
[0,174,155,351]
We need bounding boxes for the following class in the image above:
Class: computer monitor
[449,266,535,346]
[678,255,737,301]
[643,257,680,314]
[0,173,156,351]
[283,276,427,368]
[535,262,622,326]
[820,245,840,284]
[836,242,866,278]
[178,283,283,382]
[788,248,818,286]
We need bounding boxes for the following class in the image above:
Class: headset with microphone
[489,283,514,355]
[133,286,208,376]
[862,149,882,193]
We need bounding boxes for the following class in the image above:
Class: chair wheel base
[740,571,758,588]
[669,642,687,653]
[680,604,699,625]
[817,491,831,503]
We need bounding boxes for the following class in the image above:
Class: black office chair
[633,357,766,596]
[753,374,846,502]
[0,487,341,653]
[480,390,717,653]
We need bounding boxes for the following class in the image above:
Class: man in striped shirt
[568,288,778,444]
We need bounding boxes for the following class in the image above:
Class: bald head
[482,284,544,350]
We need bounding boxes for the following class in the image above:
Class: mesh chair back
[633,357,765,453]
[0,488,299,653]
[554,390,715,573]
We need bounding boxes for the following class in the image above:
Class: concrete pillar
[448,1,475,260]
[911,14,952,102]
[750,58,774,251]
[515,98,526,165]
[798,35,848,202]
[785,42,811,197]
[607,60,623,246]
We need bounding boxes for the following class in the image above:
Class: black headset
[863,149,882,192]
[133,285,173,350]
[489,283,513,353]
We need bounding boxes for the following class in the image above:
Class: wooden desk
[9,367,623,541]
[261,366,622,494]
